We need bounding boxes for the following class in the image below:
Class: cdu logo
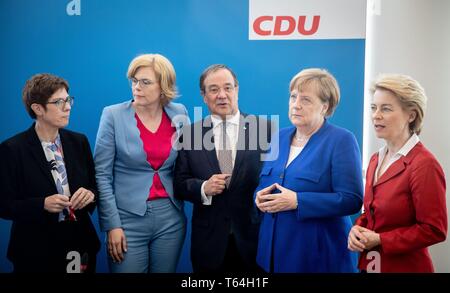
[248,0,366,40]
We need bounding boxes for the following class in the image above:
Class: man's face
[202,68,239,119]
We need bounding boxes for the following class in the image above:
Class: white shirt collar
[378,133,420,160]
[211,110,240,129]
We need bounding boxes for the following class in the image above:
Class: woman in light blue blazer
[94,54,189,273]
[254,68,364,272]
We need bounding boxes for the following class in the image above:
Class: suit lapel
[366,154,378,189]
[202,117,222,174]
[164,103,189,170]
[229,114,247,188]
[126,100,154,170]
[374,156,407,186]
[164,102,186,137]
[364,154,378,210]
[26,124,56,187]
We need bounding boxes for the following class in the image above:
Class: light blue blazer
[94,100,189,232]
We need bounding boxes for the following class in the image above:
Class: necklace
[295,133,309,143]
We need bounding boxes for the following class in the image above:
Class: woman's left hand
[360,230,381,250]
[258,183,298,213]
[70,187,95,210]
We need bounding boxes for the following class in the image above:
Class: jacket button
[369,208,374,215]
[279,173,284,179]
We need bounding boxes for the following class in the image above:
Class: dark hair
[199,64,239,94]
[22,73,69,119]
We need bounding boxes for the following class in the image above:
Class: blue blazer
[255,120,363,272]
[94,100,189,232]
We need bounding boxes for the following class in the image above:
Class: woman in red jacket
[348,74,447,272]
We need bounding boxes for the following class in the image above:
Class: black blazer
[0,124,100,272]
[174,114,271,270]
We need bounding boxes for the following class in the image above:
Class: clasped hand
[347,225,381,252]
[255,183,298,213]
[44,187,95,213]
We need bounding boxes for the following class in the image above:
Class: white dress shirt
[286,145,304,167]
[201,111,241,205]
[374,133,420,184]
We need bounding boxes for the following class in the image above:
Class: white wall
[364,0,450,272]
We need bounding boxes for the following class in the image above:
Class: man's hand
[204,174,231,196]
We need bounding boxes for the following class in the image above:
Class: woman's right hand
[107,228,128,263]
[44,194,72,213]
[348,225,369,252]
[255,183,277,212]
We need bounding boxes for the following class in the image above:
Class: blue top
[255,120,363,272]
[94,100,189,232]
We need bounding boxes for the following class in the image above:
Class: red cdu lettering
[298,15,320,35]
[274,16,296,35]
[253,15,321,36]
[253,16,273,36]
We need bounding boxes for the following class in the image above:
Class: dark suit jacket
[174,113,271,270]
[0,124,100,272]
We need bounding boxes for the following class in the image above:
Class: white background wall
[364,0,450,272]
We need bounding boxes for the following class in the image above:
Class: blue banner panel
[0,0,365,272]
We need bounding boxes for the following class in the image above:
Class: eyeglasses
[129,77,156,88]
[46,96,74,110]
[206,84,235,95]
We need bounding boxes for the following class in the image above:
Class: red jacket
[356,142,447,272]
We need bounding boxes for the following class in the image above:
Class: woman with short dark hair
[0,73,100,272]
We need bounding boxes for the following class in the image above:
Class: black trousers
[194,234,261,273]
[12,221,98,273]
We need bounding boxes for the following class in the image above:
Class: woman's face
[371,89,415,143]
[35,87,71,129]
[289,84,328,129]
[131,66,162,107]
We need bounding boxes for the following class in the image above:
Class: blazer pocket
[259,166,273,176]
[294,170,321,183]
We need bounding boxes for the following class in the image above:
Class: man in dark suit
[0,73,100,272]
[174,64,271,272]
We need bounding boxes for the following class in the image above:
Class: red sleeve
[355,212,368,227]
[380,158,447,254]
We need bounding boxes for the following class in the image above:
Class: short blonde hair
[371,74,427,135]
[127,54,178,105]
[289,68,340,117]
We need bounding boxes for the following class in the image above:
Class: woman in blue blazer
[255,68,363,272]
[94,54,188,273]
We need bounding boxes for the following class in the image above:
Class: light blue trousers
[109,198,186,273]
